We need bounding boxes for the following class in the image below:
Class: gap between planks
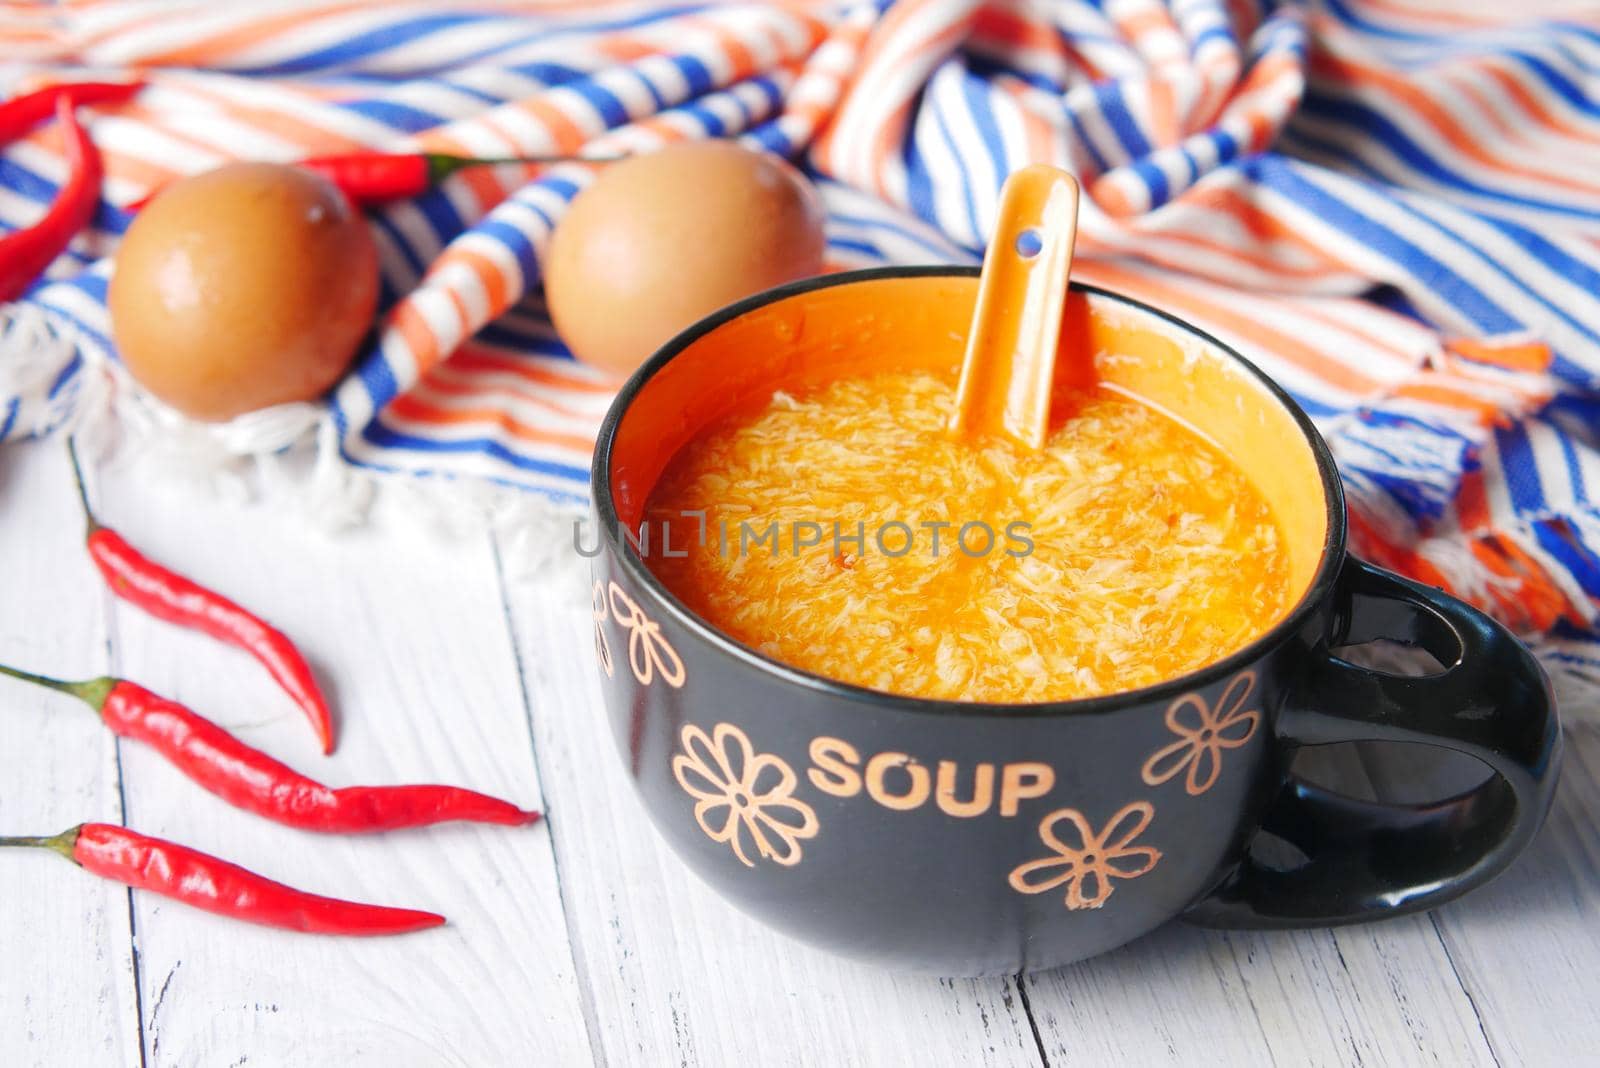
[0,443,146,1067]
[489,528,613,1068]
[99,493,151,1068]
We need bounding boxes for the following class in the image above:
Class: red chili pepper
[299,151,617,203]
[0,824,444,935]
[128,150,618,211]
[0,96,103,302]
[0,80,143,142]
[0,665,539,832]
[67,441,338,754]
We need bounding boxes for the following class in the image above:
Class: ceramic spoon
[949,165,1083,450]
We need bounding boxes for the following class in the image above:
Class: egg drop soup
[643,367,1291,704]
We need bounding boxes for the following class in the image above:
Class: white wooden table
[2,437,1596,1067]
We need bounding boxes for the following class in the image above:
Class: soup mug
[588,267,1561,976]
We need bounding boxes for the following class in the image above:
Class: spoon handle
[950,165,1081,450]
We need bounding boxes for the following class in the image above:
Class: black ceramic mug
[587,268,1562,976]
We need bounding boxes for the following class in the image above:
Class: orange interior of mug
[608,274,1329,616]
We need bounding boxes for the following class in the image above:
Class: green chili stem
[426,151,623,182]
[64,436,100,533]
[0,827,80,863]
[0,662,115,711]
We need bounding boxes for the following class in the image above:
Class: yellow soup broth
[643,369,1289,702]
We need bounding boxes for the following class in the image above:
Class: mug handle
[1185,555,1562,928]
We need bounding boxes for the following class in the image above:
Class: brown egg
[109,162,379,422]
[544,141,826,377]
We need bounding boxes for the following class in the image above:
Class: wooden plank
[1022,746,1498,1067]
[500,545,1043,1068]
[89,463,592,1066]
[1360,721,1600,1066]
[1025,920,1495,1067]
[0,442,140,1067]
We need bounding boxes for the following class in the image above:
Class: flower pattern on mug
[607,580,685,688]
[1141,671,1260,796]
[672,722,819,868]
[591,580,614,678]
[1008,802,1162,910]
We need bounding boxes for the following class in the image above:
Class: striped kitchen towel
[1,0,1598,699]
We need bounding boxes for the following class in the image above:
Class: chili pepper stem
[0,827,81,863]
[424,151,623,183]
[0,662,115,710]
[64,437,101,534]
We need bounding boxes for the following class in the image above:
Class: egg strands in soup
[645,370,1290,703]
